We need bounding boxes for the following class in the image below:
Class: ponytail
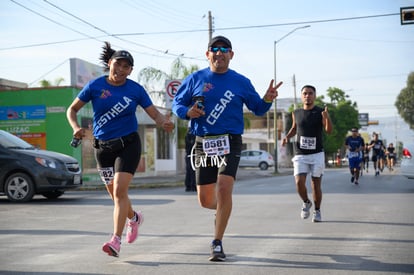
[100,41,116,72]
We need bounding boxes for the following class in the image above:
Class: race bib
[202,135,230,156]
[349,151,359,158]
[299,136,316,150]
[98,167,114,185]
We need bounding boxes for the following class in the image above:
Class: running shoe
[126,211,144,244]
[301,201,312,219]
[351,176,355,183]
[312,210,322,223]
[102,235,121,257]
[209,239,226,262]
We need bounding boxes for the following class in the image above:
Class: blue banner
[0,105,46,120]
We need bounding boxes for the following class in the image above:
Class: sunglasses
[209,47,231,53]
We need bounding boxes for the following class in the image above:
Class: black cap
[111,50,134,66]
[208,36,232,49]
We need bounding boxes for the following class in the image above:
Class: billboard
[70,58,104,88]
[358,113,369,127]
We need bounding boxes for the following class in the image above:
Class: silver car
[400,143,414,179]
[239,149,274,170]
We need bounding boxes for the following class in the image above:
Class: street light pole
[273,25,310,173]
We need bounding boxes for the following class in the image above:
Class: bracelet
[263,97,273,103]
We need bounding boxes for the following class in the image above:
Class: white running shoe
[301,201,312,219]
[312,210,322,223]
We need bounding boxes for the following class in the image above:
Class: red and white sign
[165,80,182,108]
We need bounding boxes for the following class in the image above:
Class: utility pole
[273,25,311,173]
[293,74,297,110]
[208,11,213,41]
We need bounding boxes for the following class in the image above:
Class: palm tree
[39,77,65,87]
[137,57,199,149]
[137,57,199,106]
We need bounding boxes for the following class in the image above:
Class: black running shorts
[95,132,141,175]
[193,134,242,185]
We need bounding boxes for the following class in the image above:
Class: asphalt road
[0,167,413,275]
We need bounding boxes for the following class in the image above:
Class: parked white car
[239,150,274,170]
[400,143,414,179]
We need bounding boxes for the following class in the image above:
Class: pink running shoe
[126,211,144,244]
[102,235,121,257]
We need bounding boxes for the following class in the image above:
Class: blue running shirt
[172,68,271,136]
[77,76,153,140]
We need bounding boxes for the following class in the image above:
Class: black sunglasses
[209,47,231,53]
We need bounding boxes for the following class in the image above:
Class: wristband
[263,97,273,103]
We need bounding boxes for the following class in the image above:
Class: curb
[76,168,295,191]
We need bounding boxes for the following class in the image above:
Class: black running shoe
[351,176,354,183]
[209,239,226,262]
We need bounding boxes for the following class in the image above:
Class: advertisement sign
[358,113,369,127]
[0,105,47,149]
[70,58,104,88]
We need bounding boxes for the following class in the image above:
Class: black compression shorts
[95,132,141,175]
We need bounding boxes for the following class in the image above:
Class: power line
[28,59,69,86]
[3,7,403,52]
[113,13,400,36]
[0,37,101,50]
[42,0,113,37]
[9,0,197,60]
[9,0,101,42]
[41,0,171,55]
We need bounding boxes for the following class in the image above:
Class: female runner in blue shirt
[67,42,174,257]
[172,35,282,261]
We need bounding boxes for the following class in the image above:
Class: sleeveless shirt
[294,106,324,155]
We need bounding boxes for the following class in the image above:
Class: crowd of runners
[344,129,397,185]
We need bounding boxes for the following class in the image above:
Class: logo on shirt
[100,89,112,99]
[203,83,214,92]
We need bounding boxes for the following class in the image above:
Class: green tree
[321,87,359,159]
[137,57,199,149]
[39,77,65,87]
[395,72,414,129]
[137,57,199,106]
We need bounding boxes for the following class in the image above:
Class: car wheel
[259,162,269,170]
[41,190,64,199]
[4,172,35,202]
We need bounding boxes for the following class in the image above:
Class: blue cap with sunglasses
[208,35,232,49]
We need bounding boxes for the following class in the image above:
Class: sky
[1,0,414,128]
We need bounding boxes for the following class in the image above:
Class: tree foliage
[39,77,65,87]
[137,57,199,106]
[137,57,199,149]
[395,72,414,129]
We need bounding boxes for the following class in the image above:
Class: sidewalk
[78,167,293,191]
[79,172,186,191]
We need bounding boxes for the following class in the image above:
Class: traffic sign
[165,80,182,108]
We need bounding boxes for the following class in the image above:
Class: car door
[239,151,249,166]
[250,150,262,166]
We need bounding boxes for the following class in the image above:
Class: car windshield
[0,130,35,149]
